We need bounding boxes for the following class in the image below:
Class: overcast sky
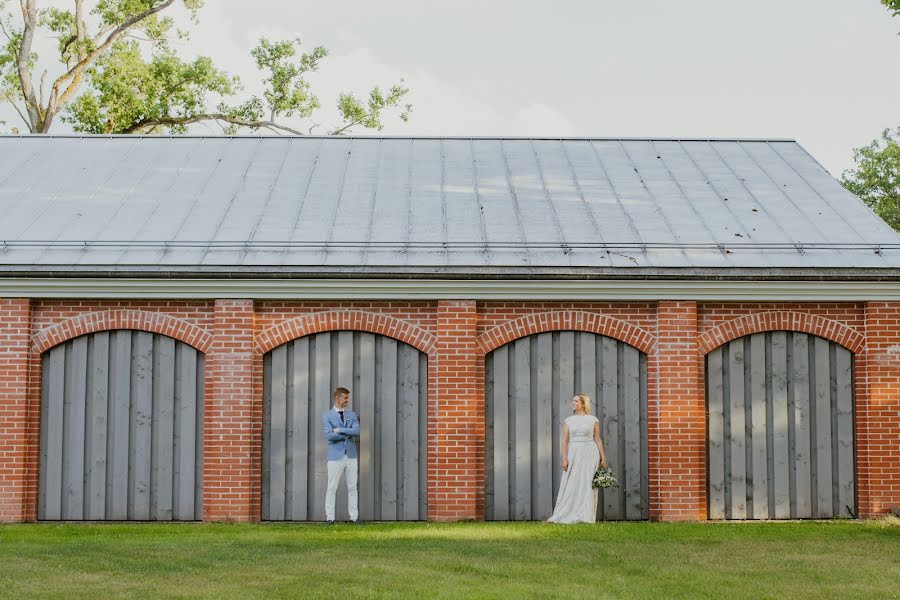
[8,1,900,176]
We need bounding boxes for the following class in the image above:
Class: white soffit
[1,278,899,301]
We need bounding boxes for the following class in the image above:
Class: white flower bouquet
[592,467,619,489]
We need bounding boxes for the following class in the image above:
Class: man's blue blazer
[322,409,360,461]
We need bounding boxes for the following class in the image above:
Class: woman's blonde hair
[573,393,591,414]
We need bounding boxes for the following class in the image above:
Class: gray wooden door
[486,332,649,521]
[706,332,855,519]
[39,330,204,521]
[262,331,427,521]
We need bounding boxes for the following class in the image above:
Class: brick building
[0,135,897,522]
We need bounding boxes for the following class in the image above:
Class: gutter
[2,276,900,301]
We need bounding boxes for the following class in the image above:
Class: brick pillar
[204,299,258,522]
[859,302,900,517]
[0,299,31,522]
[429,300,481,521]
[652,301,705,521]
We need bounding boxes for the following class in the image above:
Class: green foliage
[39,8,82,65]
[91,1,202,54]
[251,38,325,121]
[234,36,412,134]
[335,81,412,134]
[841,127,900,231]
[886,0,900,33]
[64,39,235,133]
[0,1,411,135]
[94,0,202,27]
[214,97,265,134]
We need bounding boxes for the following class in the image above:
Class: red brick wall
[859,303,900,517]
[698,303,865,333]
[204,300,257,522]
[254,301,437,335]
[655,301,706,520]
[432,301,481,521]
[1,297,897,522]
[31,300,214,332]
[477,302,657,336]
[0,299,30,521]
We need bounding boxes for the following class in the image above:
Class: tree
[842,127,900,231]
[840,3,900,230]
[0,1,411,134]
[885,0,900,33]
[885,0,900,19]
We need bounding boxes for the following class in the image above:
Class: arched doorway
[706,332,855,519]
[39,330,204,520]
[485,331,649,521]
[262,331,427,521]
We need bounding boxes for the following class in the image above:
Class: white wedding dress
[547,414,600,524]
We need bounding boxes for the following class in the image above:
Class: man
[322,386,359,524]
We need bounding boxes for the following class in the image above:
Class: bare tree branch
[74,0,88,61]
[122,33,158,43]
[38,68,46,113]
[8,99,29,127]
[74,0,85,41]
[121,113,308,135]
[0,13,13,42]
[329,120,361,136]
[16,0,40,131]
[91,23,115,47]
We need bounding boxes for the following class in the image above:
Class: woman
[546,393,609,524]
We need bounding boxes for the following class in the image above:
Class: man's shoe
[325,520,335,526]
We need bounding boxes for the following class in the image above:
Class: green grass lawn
[0,521,897,599]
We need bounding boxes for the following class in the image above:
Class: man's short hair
[333,387,350,400]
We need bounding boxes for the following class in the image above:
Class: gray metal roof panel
[1,135,898,272]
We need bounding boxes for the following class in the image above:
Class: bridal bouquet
[592,467,619,489]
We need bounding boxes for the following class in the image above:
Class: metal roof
[1,134,898,276]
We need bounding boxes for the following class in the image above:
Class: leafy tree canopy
[884,0,900,32]
[841,3,900,230]
[842,127,900,231]
[0,0,411,134]
[884,0,900,18]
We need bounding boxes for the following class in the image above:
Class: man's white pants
[325,456,358,522]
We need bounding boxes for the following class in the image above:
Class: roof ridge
[0,134,799,142]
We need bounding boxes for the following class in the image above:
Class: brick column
[429,300,481,521]
[0,299,31,522]
[859,302,900,517]
[204,299,258,522]
[652,301,705,520]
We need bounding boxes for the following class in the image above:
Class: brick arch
[254,310,437,356]
[476,311,657,356]
[697,311,865,356]
[32,309,213,354]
